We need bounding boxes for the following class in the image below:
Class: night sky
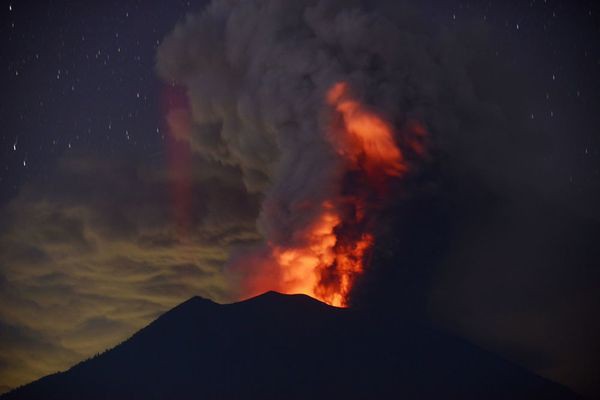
[1,0,599,398]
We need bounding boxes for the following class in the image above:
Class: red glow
[162,85,193,238]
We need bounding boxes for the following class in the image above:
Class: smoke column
[157,0,435,306]
[234,81,426,306]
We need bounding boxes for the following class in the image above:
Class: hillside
[2,291,580,399]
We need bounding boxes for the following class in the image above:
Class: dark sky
[1,0,191,203]
[1,0,599,398]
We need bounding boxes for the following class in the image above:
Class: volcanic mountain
[2,292,579,399]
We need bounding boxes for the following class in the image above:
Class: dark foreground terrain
[2,291,580,399]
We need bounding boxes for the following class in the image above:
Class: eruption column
[244,82,412,307]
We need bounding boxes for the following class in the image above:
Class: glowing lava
[243,81,420,307]
[326,82,406,180]
[270,201,374,307]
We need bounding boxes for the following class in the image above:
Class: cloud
[154,0,599,395]
[154,0,587,272]
[0,152,260,391]
[0,320,79,394]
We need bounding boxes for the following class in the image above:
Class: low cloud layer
[0,153,260,390]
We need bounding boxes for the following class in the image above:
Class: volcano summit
[2,292,579,400]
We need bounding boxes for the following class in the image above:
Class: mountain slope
[2,291,580,399]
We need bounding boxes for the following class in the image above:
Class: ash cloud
[155,0,599,396]
[155,0,456,287]
[155,0,572,261]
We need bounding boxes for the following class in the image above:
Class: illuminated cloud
[0,153,261,390]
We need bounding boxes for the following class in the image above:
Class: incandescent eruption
[156,0,432,307]
[240,82,426,306]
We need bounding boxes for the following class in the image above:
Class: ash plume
[155,0,556,303]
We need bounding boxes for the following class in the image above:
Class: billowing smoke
[155,0,547,306]
[154,0,462,305]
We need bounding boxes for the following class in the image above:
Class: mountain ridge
[2,291,581,400]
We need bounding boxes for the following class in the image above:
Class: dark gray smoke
[156,0,568,294]
[155,0,537,270]
[155,0,600,395]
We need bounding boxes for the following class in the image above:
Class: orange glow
[241,81,425,307]
[267,202,374,307]
[326,82,407,180]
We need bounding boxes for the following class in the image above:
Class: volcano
[2,292,579,399]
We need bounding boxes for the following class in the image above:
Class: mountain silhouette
[2,291,580,399]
